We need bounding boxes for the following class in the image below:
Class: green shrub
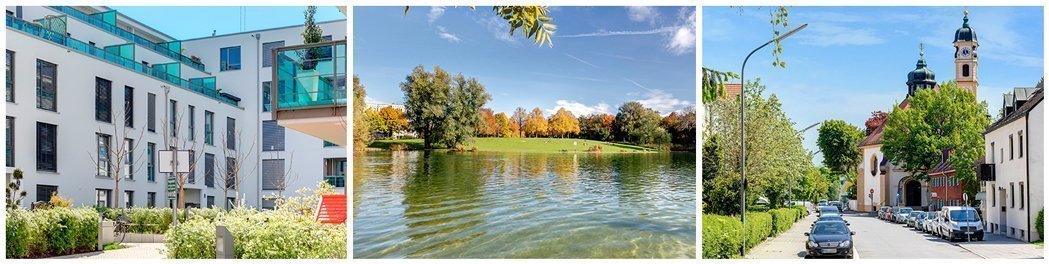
[165,216,216,259]
[1037,208,1044,240]
[702,214,742,259]
[165,209,346,259]
[6,209,31,258]
[770,208,796,235]
[5,207,98,258]
[744,211,773,250]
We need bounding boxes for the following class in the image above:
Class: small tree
[87,99,147,208]
[817,119,863,175]
[216,126,259,210]
[302,6,324,44]
[352,75,370,151]
[6,168,26,209]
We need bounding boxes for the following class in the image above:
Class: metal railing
[8,15,237,106]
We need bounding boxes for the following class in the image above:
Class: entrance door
[999,189,1008,234]
[905,180,922,206]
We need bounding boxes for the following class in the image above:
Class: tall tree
[882,81,989,199]
[511,107,528,137]
[548,108,580,138]
[352,75,371,151]
[523,108,549,137]
[377,106,408,138]
[494,112,515,138]
[364,108,386,139]
[579,113,615,141]
[816,119,863,175]
[477,108,498,137]
[401,66,451,149]
[438,74,491,148]
[614,102,670,145]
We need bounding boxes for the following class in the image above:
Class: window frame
[147,93,156,132]
[36,122,57,172]
[36,59,57,111]
[187,105,195,140]
[147,142,156,182]
[204,111,214,145]
[124,86,134,127]
[6,116,13,167]
[219,46,241,71]
[95,77,113,123]
[6,50,14,103]
[97,133,112,177]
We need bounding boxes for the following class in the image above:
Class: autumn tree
[547,108,580,138]
[580,113,615,141]
[477,108,498,137]
[614,102,669,145]
[511,107,528,137]
[352,75,370,151]
[523,107,549,137]
[363,108,386,139]
[377,106,408,138]
[494,112,515,138]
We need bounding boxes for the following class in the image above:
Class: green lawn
[370,137,658,153]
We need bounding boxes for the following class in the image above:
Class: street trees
[401,66,491,149]
[817,120,863,175]
[523,108,549,137]
[882,81,989,200]
[352,75,370,151]
[548,108,580,138]
[614,102,670,145]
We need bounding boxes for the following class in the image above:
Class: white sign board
[158,150,192,173]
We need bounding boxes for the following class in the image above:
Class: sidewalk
[49,243,167,259]
[955,233,1044,259]
[745,212,818,259]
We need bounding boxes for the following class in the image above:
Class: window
[1009,135,1014,160]
[36,185,57,203]
[206,196,215,208]
[187,105,195,140]
[124,86,134,127]
[991,184,996,206]
[262,81,271,112]
[262,120,284,151]
[226,117,236,150]
[36,122,57,171]
[95,77,112,122]
[1000,149,1004,164]
[96,189,112,208]
[262,198,277,210]
[147,192,156,208]
[1010,183,1015,208]
[226,157,236,188]
[124,190,134,208]
[323,35,333,41]
[36,59,57,111]
[962,64,970,77]
[147,93,156,132]
[1019,183,1025,209]
[187,150,196,184]
[324,158,346,188]
[124,139,133,179]
[1019,131,1024,158]
[225,197,235,210]
[205,153,215,187]
[6,50,13,102]
[6,116,13,167]
[991,142,996,163]
[97,134,111,177]
[170,100,178,137]
[147,142,156,181]
[204,111,214,145]
[262,159,285,191]
[262,41,284,67]
[220,46,241,71]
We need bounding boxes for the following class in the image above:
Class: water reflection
[353,151,696,258]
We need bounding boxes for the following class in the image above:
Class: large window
[204,111,214,145]
[204,153,215,188]
[207,196,215,208]
[124,190,134,208]
[169,100,178,137]
[36,59,57,111]
[225,157,236,188]
[1019,131,1024,158]
[95,77,112,122]
[262,81,271,112]
[36,185,57,203]
[262,159,284,191]
[226,117,236,150]
[96,189,111,208]
[262,41,284,67]
[124,86,134,127]
[1019,182,1025,209]
[6,50,13,102]
[147,93,156,132]
[187,105,195,140]
[187,150,196,184]
[1009,135,1014,160]
[97,133,111,177]
[124,138,133,179]
[36,122,57,171]
[147,142,156,181]
[262,120,284,151]
[147,192,156,208]
[6,116,13,167]
[324,158,346,188]
[220,46,241,71]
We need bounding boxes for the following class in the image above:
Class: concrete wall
[1026,101,1043,242]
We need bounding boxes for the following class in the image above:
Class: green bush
[5,208,99,258]
[744,211,773,250]
[702,214,742,259]
[770,208,797,235]
[1037,208,1044,240]
[166,209,346,259]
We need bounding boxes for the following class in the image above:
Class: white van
[935,206,984,241]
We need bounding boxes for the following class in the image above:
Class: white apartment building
[980,84,1043,242]
[4,6,346,210]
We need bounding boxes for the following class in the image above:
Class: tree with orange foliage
[548,108,580,138]
[523,107,549,137]
[494,112,515,137]
[377,106,408,138]
[580,113,615,141]
[477,108,498,137]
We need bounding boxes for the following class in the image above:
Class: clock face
[960,47,972,58]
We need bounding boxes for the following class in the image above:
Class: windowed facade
[1018,131,1024,158]
[226,117,236,150]
[95,77,112,122]
[226,157,236,188]
[262,41,284,67]
[36,59,57,111]
[1019,182,1025,209]
[1010,183,1015,208]
[187,150,196,184]
[262,120,284,151]
[204,111,214,145]
[324,158,346,188]
[1009,135,1014,160]
[147,93,156,132]
[124,190,134,208]
[36,122,57,171]
[187,105,195,140]
[6,50,13,102]
[207,196,215,208]
[220,46,241,71]
[96,133,111,177]
[6,116,13,167]
[147,142,156,182]
[124,86,134,127]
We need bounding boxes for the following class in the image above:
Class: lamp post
[739,23,807,257]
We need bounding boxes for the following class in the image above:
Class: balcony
[271,40,347,146]
[48,6,208,73]
[7,15,238,106]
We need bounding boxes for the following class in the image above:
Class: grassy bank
[369,137,659,153]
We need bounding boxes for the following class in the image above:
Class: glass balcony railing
[7,15,237,106]
[274,41,347,110]
[48,6,208,73]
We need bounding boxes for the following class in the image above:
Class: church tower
[954,10,979,94]
[907,44,936,97]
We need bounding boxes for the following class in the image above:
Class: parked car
[812,215,849,227]
[877,207,890,220]
[829,201,844,212]
[906,211,923,227]
[882,207,895,221]
[805,221,855,258]
[921,211,938,233]
[934,206,984,241]
[892,207,913,223]
[818,206,840,217]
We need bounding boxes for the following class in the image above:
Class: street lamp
[739,23,807,257]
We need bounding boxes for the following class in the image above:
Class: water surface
[353,151,696,258]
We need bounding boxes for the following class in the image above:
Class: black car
[811,215,849,227]
[818,206,840,217]
[805,221,855,258]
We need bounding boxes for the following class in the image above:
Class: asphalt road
[842,212,981,258]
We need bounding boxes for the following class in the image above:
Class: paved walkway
[50,243,167,259]
[955,233,1044,259]
[746,212,820,259]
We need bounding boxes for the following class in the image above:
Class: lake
[352,151,696,258]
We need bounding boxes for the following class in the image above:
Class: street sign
[869,188,874,194]
[158,150,192,173]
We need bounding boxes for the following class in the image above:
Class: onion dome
[907,44,936,96]
[954,10,977,43]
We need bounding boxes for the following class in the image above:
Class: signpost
[159,149,191,227]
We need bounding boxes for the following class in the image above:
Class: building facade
[5,6,346,209]
[980,83,1043,242]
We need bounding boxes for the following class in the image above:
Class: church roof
[954,11,977,43]
[906,56,936,87]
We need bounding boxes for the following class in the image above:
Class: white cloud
[548,100,611,116]
[667,25,696,55]
[558,27,674,38]
[626,6,659,24]
[796,24,886,46]
[435,26,460,42]
[428,6,445,24]
[476,14,517,43]
[636,89,693,116]
[559,7,695,55]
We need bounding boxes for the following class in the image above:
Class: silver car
[893,207,913,223]
[920,212,938,233]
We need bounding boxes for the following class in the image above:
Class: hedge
[6,208,100,258]
[99,207,232,234]
[702,207,809,259]
[166,209,346,259]
[770,208,797,235]
[744,211,773,249]
[1037,208,1044,240]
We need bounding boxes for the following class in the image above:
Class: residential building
[980,82,1043,242]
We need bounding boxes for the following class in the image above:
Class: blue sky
[355,6,697,116]
[112,6,344,40]
[703,6,1044,164]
